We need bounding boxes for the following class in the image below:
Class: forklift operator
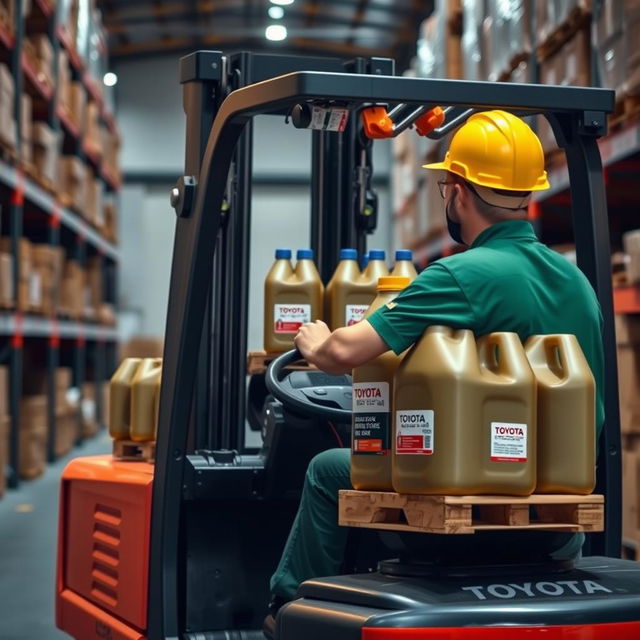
[266,111,605,625]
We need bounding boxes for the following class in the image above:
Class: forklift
[56,50,640,640]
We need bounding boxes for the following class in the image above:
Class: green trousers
[270,448,583,600]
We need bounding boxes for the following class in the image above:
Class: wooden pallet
[113,438,156,462]
[247,350,314,375]
[339,490,604,535]
[537,6,591,62]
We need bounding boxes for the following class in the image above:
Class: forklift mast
[152,52,618,638]
[184,52,391,455]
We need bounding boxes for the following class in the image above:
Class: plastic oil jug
[264,249,323,353]
[326,249,389,329]
[391,250,418,281]
[351,276,411,491]
[393,328,537,496]
[130,358,162,442]
[109,358,142,440]
[525,334,596,494]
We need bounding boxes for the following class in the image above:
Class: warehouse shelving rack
[0,0,120,489]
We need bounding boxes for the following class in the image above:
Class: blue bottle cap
[369,249,386,261]
[275,249,292,259]
[395,250,413,261]
[339,248,358,260]
[361,253,370,268]
[296,249,314,260]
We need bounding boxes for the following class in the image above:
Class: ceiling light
[265,24,287,41]
[103,72,118,87]
[270,0,294,6]
[268,6,285,19]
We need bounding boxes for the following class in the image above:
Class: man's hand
[294,320,331,362]
[294,319,389,375]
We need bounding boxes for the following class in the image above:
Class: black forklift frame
[150,51,618,639]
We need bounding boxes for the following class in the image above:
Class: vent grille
[91,503,121,607]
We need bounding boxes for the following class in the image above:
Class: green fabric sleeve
[366,262,476,355]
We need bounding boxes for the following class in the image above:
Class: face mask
[445,192,466,245]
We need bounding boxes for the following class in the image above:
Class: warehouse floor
[0,433,111,640]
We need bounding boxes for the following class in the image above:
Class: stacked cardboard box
[535,0,591,46]
[60,260,85,318]
[21,93,32,166]
[33,122,59,185]
[0,251,13,308]
[102,127,121,185]
[81,382,99,438]
[84,101,103,158]
[19,395,47,479]
[623,229,640,284]
[58,49,71,117]
[59,155,87,214]
[103,202,118,243]
[59,0,79,46]
[86,256,102,319]
[85,172,103,226]
[31,244,64,316]
[24,35,54,93]
[0,1,15,37]
[616,314,640,546]
[537,28,591,154]
[0,63,16,149]
[0,237,39,312]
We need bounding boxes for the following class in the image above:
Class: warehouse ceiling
[97,0,433,70]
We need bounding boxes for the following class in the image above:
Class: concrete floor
[0,432,111,640]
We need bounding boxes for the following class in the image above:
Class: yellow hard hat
[423,110,550,192]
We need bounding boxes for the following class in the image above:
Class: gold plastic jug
[351,276,411,491]
[390,250,418,281]
[109,358,141,440]
[264,249,323,353]
[325,249,389,329]
[130,358,162,442]
[525,334,596,494]
[393,328,537,496]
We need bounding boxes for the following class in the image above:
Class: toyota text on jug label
[274,304,311,334]
[491,421,527,462]
[461,580,613,600]
[345,304,369,326]
[353,382,390,454]
[396,409,434,455]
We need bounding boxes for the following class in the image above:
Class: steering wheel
[265,349,353,421]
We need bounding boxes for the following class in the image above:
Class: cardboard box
[19,395,47,479]
[81,382,98,438]
[55,411,77,457]
[623,229,640,284]
[21,93,32,165]
[103,202,118,241]
[84,101,103,156]
[68,81,86,132]
[85,175,103,226]
[623,450,640,544]
[58,49,71,112]
[0,237,32,312]
[0,62,15,149]
[32,122,59,185]
[26,35,54,90]
[616,314,640,433]
[120,336,164,360]
[32,244,63,315]
[59,156,86,213]
[0,252,13,307]
[60,260,85,318]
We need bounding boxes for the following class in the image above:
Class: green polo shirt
[367,220,604,438]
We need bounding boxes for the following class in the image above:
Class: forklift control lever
[361,105,446,139]
[265,349,353,421]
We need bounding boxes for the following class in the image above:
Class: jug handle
[478,333,526,377]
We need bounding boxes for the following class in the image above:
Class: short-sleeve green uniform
[367,219,605,439]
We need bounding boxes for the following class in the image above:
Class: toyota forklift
[56,50,640,640]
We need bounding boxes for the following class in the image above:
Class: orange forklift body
[56,455,154,640]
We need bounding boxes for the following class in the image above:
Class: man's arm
[294,320,389,375]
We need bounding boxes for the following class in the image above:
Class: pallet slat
[112,438,156,462]
[339,490,604,535]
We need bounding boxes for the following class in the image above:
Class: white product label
[352,382,390,454]
[490,422,527,463]
[274,304,311,334]
[310,106,349,132]
[396,409,434,455]
[29,272,41,305]
[345,304,369,326]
